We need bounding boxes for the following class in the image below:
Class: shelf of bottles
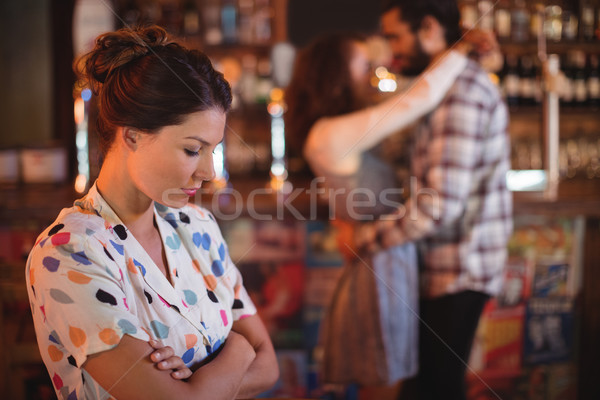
[116,0,276,47]
[114,0,283,181]
[458,0,600,180]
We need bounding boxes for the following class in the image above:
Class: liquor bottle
[478,0,494,31]
[121,0,141,27]
[494,0,512,41]
[580,1,596,41]
[221,0,238,44]
[519,55,536,106]
[533,57,543,105]
[545,3,563,42]
[141,1,162,25]
[530,1,545,40]
[588,54,600,108]
[253,0,272,44]
[459,0,478,30]
[511,0,530,43]
[597,7,600,40]
[562,2,579,41]
[503,54,521,108]
[238,54,258,105]
[254,58,273,103]
[572,51,588,107]
[203,0,223,45]
[237,0,254,44]
[560,53,575,107]
[182,0,200,36]
[159,0,183,36]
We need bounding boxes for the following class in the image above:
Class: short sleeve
[226,255,257,321]
[28,231,150,368]
[201,210,257,322]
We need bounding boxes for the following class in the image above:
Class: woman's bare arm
[83,331,256,400]
[304,50,468,176]
[231,314,279,398]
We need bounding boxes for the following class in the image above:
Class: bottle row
[459,0,600,43]
[512,136,600,179]
[210,54,275,108]
[498,51,600,108]
[116,0,274,46]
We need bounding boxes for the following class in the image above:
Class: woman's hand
[353,222,380,256]
[375,219,405,249]
[456,28,504,72]
[353,219,406,255]
[458,28,499,55]
[149,339,192,380]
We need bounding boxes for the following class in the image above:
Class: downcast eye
[184,149,200,157]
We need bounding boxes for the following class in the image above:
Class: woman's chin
[157,191,192,209]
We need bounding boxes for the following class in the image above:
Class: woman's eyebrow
[185,136,224,146]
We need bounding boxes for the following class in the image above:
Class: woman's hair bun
[77,25,171,92]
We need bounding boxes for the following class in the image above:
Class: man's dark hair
[381,0,462,46]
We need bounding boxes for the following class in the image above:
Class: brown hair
[284,32,368,155]
[76,25,232,156]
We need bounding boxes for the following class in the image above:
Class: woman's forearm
[187,331,256,399]
[235,341,280,398]
[231,315,279,398]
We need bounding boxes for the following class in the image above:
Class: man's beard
[397,39,431,77]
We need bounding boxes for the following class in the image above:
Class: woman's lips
[181,188,198,196]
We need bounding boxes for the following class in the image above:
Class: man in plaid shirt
[375,1,513,399]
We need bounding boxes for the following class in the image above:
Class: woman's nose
[195,153,216,181]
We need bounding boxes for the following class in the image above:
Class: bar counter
[2,176,599,221]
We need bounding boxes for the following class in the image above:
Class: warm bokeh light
[269,87,284,102]
[372,66,398,92]
[375,66,389,79]
[74,98,85,125]
[488,72,500,87]
[74,173,88,194]
[269,174,292,193]
[211,176,228,190]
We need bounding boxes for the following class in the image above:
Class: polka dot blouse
[26,183,256,399]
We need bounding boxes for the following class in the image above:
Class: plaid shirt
[394,60,512,298]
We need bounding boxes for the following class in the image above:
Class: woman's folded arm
[83,331,257,400]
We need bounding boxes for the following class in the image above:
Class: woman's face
[348,41,372,99]
[128,109,226,208]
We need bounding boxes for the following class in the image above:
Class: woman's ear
[120,127,139,151]
[418,15,447,55]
